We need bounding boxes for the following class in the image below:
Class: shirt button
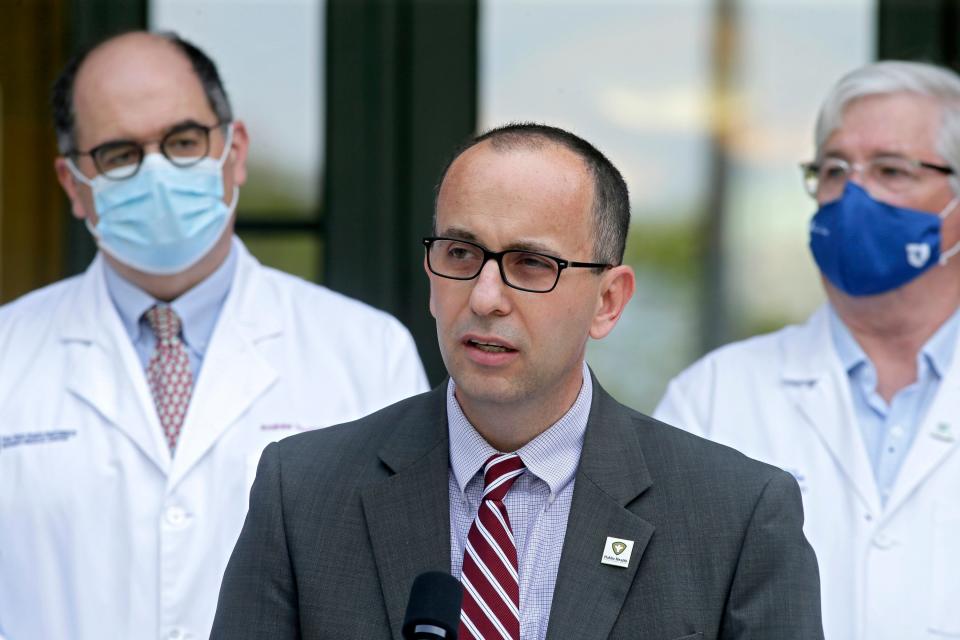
[165,506,188,527]
[873,532,895,549]
[167,629,183,640]
[890,424,905,438]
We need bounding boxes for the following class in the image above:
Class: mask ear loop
[939,196,960,265]
[940,239,960,265]
[225,185,240,217]
[65,157,95,187]
[215,124,235,168]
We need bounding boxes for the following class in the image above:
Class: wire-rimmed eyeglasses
[423,236,611,293]
[800,155,953,200]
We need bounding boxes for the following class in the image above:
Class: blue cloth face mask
[68,125,238,276]
[808,181,960,296]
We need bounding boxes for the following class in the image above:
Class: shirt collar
[827,305,867,374]
[447,360,591,499]
[171,245,237,354]
[103,260,157,344]
[828,303,960,380]
[102,242,238,355]
[921,304,960,378]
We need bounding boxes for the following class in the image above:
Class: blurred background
[1,0,957,411]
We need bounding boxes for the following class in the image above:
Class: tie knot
[481,453,525,502]
[145,305,183,344]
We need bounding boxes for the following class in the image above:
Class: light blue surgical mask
[68,125,238,275]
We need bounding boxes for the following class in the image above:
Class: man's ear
[425,255,438,319]
[226,120,250,187]
[589,264,635,340]
[54,157,91,221]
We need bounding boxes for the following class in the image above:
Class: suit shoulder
[270,388,442,468]
[629,406,789,488]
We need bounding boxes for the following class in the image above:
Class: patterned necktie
[460,453,526,640]
[145,305,193,455]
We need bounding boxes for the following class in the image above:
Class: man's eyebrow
[504,240,557,255]
[438,226,559,256]
[441,227,481,243]
[163,119,210,134]
[91,119,210,148]
[820,150,852,162]
[821,149,916,161]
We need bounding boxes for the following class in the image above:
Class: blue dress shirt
[102,243,238,381]
[447,360,591,640]
[828,305,960,504]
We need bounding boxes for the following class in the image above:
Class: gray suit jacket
[211,376,823,639]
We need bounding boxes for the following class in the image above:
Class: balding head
[52,31,232,154]
[436,123,630,266]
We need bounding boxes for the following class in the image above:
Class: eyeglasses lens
[428,239,560,292]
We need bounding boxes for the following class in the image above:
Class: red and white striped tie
[460,453,526,640]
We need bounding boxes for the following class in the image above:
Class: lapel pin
[600,536,634,568]
[932,422,956,442]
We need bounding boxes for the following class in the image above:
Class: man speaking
[212,124,824,639]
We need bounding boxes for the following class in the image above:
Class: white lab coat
[0,238,429,640]
[654,305,960,640]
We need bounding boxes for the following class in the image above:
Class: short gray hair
[814,60,960,195]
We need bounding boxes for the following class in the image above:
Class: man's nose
[848,163,890,198]
[468,259,511,317]
[847,165,891,202]
[847,163,868,188]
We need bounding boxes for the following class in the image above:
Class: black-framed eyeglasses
[69,120,230,180]
[423,236,611,293]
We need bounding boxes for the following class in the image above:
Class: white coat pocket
[930,501,960,637]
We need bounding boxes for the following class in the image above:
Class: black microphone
[402,571,463,639]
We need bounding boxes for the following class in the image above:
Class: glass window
[150,0,324,281]
[482,0,873,411]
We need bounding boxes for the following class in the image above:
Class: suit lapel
[361,385,452,640]
[546,376,655,640]
[780,308,882,514]
[885,357,960,516]
[61,257,169,474]
[168,245,282,490]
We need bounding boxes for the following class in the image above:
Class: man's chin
[451,370,525,409]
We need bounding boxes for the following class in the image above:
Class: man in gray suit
[212,124,823,639]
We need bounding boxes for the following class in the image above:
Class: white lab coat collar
[779,305,839,384]
[776,304,883,514]
[886,340,960,516]
[55,237,284,489]
[777,303,960,519]
[166,237,282,489]
[57,251,169,473]
[57,238,281,343]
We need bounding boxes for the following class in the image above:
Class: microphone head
[402,571,463,639]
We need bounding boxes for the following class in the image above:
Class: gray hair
[814,60,960,195]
